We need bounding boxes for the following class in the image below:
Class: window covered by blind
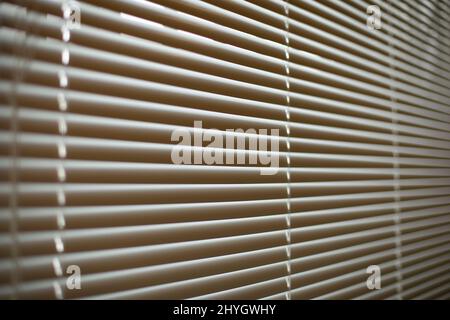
[0,0,449,300]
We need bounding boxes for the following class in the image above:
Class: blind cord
[7,18,21,302]
[387,22,403,301]
[283,0,292,301]
[51,0,75,300]
[6,3,42,299]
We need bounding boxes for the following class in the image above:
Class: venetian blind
[0,0,449,300]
